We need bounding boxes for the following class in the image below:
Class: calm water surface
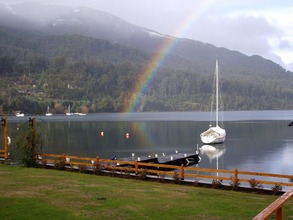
[3,111,293,178]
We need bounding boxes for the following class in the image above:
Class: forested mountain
[0,3,293,115]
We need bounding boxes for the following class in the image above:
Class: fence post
[96,156,100,167]
[276,206,283,220]
[234,168,238,184]
[62,153,66,165]
[135,161,138,175]
[181,164,184,180]
[95,157,101,171]
[1,117,9,160]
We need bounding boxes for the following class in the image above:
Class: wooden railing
[252,188,293,220]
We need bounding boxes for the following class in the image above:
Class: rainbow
[123,0,214,113]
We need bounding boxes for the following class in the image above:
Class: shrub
[11,121,45,167]
[271,184,283,195]
[93,162,103,175]
[173,171,181,184]
[139,169,148,181]
[78,164,88,173]
[230,176,240,190]
[158,172,166,183]
[124,170,132,178]
[54,157,66,170]
[248,179,263,191]
[212,179,223,189]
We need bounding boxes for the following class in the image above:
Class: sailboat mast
[216,60,218,127]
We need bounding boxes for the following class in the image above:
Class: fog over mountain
[0,0,292,72]
[0,1,289,73]
[0,3,170,53]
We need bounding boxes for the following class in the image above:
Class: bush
[78,164,88,173]
[248,179,263,191]
[173,171,181,184]
[139,169,148,181]
[230,176,240,190]
[212,179,223,189]
[11,121,44,167]
[124,170,132,178]
[158,172,166,183]
[54,157,66,170]
[94,163,103,175]
[271,184,283,195]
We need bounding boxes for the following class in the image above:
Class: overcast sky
[1,0,293,70]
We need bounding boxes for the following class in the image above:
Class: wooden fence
[37,153,293,188]
[25,153,293,219]
[0,149,5,159]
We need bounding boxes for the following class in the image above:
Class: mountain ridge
[0,3,293,114]
[0,2,290,75]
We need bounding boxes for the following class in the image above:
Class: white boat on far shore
[45,106,53,116]
[74,113,86,116]
[66,105,73,116]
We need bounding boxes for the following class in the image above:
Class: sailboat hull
[45,106,53,116]
[200,126,226,144]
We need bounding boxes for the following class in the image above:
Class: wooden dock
[116,153,200,170]
[157,153,199,166]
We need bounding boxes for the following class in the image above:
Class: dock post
[181,164,184,180]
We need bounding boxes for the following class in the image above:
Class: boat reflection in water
[199,144,226,177]
[199,144,226,161]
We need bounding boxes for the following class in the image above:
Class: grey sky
[1,0,292,70]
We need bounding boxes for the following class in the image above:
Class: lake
[3,111,293,178]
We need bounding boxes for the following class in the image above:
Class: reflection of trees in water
[37,120,206,157]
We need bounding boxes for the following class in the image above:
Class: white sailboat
[15,112,24,117]
[45,106,53,116]
[200,60,226,144]
[66,105,73,116]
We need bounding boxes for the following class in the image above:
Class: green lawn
[0,163,292,219]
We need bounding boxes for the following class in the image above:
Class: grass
[0,163,293,220]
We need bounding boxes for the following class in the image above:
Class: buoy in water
[100,131,104,137]
[126,132,130,139]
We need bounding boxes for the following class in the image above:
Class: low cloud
[0,0,292,70]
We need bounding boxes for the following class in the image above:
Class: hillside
[0,3,293,114]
